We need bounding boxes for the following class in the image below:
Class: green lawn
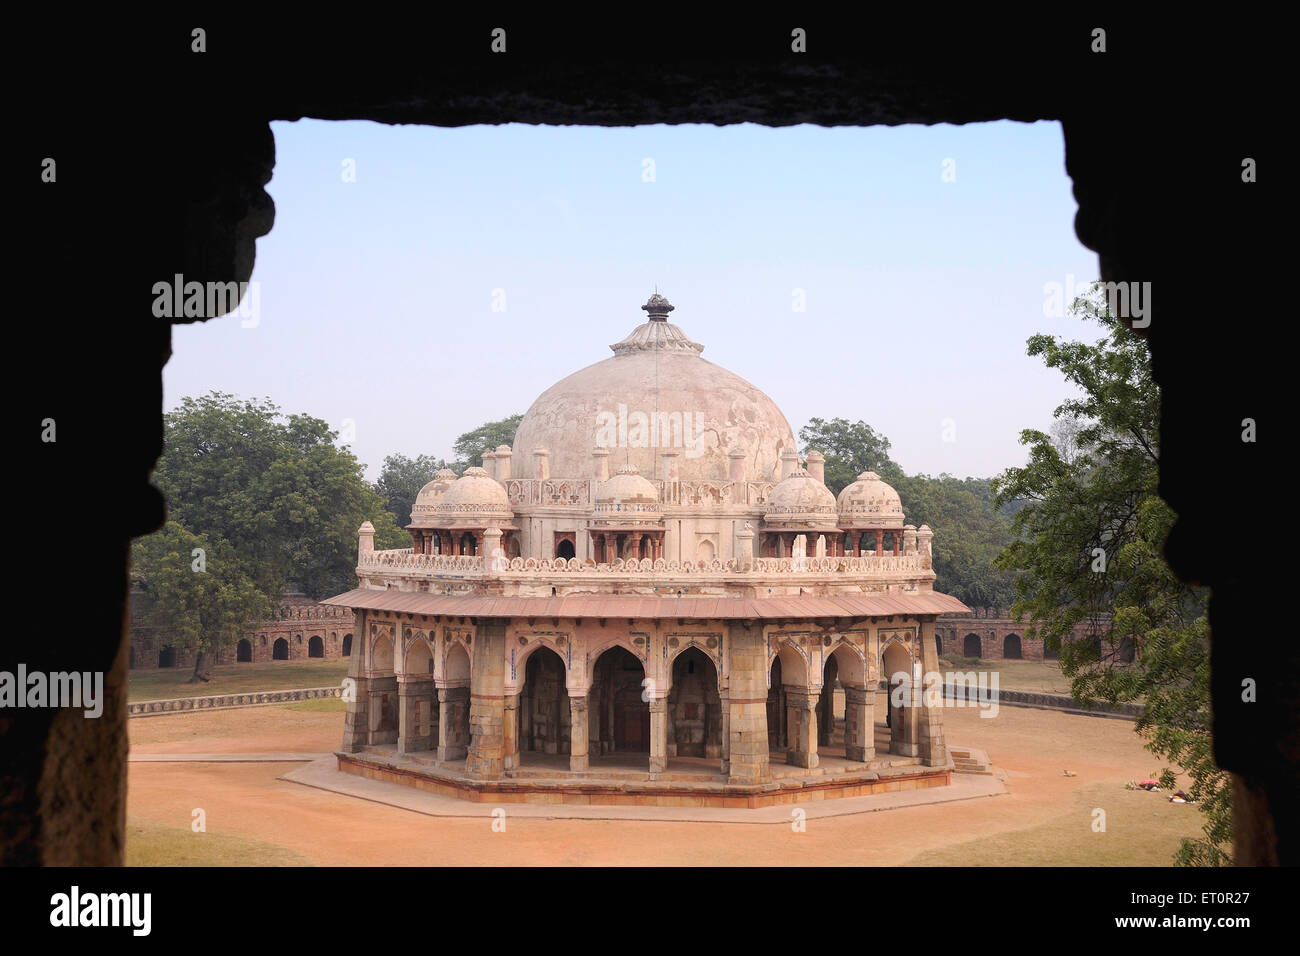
[937,657,1074,695]
[126,822,315,866]
[128,659,350,702]
[906,782,1203,866]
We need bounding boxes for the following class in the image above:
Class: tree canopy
[992,283,1223,865]
[375,453,456,528]
[136,392,407,680]
[452,413,523,468]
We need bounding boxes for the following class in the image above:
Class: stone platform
[335,735,952,809]
[286,749,1003,823]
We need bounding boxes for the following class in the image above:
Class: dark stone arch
[1003,634,1022,659]
[308,635,324,658]
[669,646,721,762]
[273,637,289,661]
[342,633,352,657]
[236,639,252,663]
[963,633,981,659]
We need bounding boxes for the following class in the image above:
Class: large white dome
[512,295,798,482]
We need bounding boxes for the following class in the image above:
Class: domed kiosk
[325,294,969,808]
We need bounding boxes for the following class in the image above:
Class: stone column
[341,609,370,752]
[843,684,875,762]
[482,449,497,481]
[806,450,825,483]
[648,697,668,775]
[630,535,641,561]
[718,689,731,774]
[465,618,508,779]
[903,524,917,554]
[728,447,746,482]
[474,531,484,556]
[780,447,799,480]
[876,529,884,556]
[851,531,861,556]
[496,445,512,481]
[437,686,469,761]
[397,677,435,755]
[503,692,519,771]
[917,618,947,766]
[569,695,589,771]
[358,520,375,556]
[735,523,754,572]
[786,689,820,768]
[893,529,901,556]
[726,623,771,785]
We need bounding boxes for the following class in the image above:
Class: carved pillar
[918,618,947,766]
[397,677,435,755]
[843,684,875,762]
[876,530,884,556]
[465,618,507,778]
[569,695,589,772]
[719,689,731,774]
[648,697,668,775]
[630,535,641,561]
[726,623,771,785]
[340,611,370,752]
[893,529,901,556]
[851,531,861,556]
[437,686,469,761]
[786,689,820,768]
[474,531,484,557]
[503,692,519,771]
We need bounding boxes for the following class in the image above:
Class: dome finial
[641,292,674,322]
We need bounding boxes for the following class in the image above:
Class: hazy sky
[165,119,1100,481]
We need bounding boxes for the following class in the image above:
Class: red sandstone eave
[321,588,971,621]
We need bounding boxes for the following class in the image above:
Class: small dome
[409,469,460,525]
[765,468,838,527]
[837,471,904,529]
[438,467,513,522]
[595,464,660,517]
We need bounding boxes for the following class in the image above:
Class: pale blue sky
[165,119,1100,481]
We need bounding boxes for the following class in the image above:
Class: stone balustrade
[358,549,930,577]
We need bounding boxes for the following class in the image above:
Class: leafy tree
[992,284,1225,865]
[453,413,523,469]
[799,417,899,494]
[153,392,406,602]
[376,453,455,527]
[798,417,1015,608]
[894,473,1017,609]
[131,522,272,683]
[141,392,407,681]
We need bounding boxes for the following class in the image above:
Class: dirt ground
[126,700,1202,865]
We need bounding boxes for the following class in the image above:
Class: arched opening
[519,646,569,759]
[555,538,575,560]
[963,633,981,659]
[589,646,649,764]
[817,652,840,750]
[1003,633,1022,659]
[935,634,943,656]
[158,646,176,668]
[236,639,252,663]
[881,641,916,757]
[459,532,477,555]
[439,642,472,761]
[272,637,289,661]
[1042,635,1059,660]
[308,635,324,658]
[766,654,786,750]
[696,538,715,564]
[341,633,352,656]
[668,647,721,766]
